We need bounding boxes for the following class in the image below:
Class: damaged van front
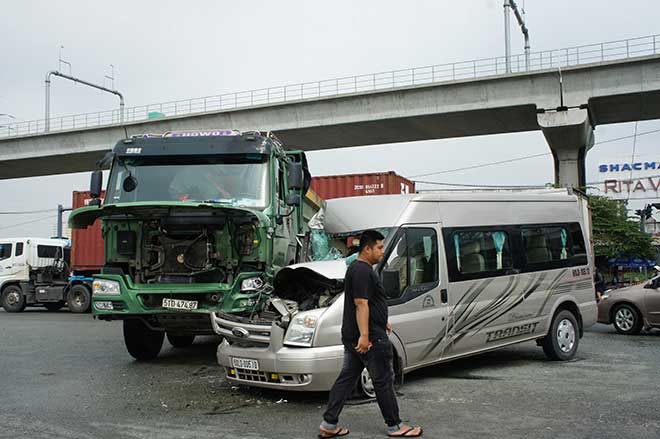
[213,259,354,392]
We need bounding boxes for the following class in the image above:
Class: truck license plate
[232,357,260,371]
[162,298,198,311]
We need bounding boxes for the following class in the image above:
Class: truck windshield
[106,155,270,208]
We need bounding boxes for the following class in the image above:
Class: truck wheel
[67,285,92,313]
[167,334,196,348]
[123,319,164,361]
[1,285,26,313]
[612,304,643,335]
[542,310,579,361]
[44,302,65,312]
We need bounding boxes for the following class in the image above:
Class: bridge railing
[2,33,658,139]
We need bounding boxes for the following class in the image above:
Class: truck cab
[0,237,72,312]
[69,130,320,360]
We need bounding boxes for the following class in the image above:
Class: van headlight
[283,309,325,347]
[241,277,264,292]
[93,279,121,296]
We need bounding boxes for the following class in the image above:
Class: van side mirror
[287,163,303,190]
[382,269,401,298]
[90,170,103,198]
[286,193,301,207]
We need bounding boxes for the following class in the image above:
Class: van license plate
[162,298,198,311]
[232,358,259,371]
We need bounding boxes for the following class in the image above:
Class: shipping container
[70,191,105,272]
[310,171,414,200]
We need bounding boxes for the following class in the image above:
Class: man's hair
[358,229,385,253]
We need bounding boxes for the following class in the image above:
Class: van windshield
[106,155,270,208]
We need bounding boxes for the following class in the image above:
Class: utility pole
[503,0,530,72]
[57,204,72,239]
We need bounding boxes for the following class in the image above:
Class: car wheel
[358,367,377,399]
[542,310,579,361]
[1,285,26,313]
[123,319,164,361]
[167,334,196,348]
[44,301,65,312]
[612,304,642,335]
[67,284,92,313]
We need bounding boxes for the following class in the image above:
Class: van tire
[67,284,92,313]
[123,319,164,361]
[44,301,65,311]
[612,304,643,335]
[542,310,579,361]
[1,285,26,313]
[167,334,196,348]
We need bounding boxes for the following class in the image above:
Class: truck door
[0,242,16,282]
[379,224,451,367]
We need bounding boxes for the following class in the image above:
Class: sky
[1,0,659,237]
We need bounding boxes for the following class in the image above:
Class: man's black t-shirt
[342,259,389,344]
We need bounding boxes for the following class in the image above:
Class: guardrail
[1,33,658,139]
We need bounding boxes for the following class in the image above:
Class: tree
[589,196,655,259]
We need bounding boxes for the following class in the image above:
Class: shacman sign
[597,160,660,199]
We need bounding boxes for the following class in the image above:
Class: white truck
[0,237,92,313]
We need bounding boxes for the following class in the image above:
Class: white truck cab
[0,237,72,312]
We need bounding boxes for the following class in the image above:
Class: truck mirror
[382,269,401,299]
[286,193,301,206]
[287,163,303,190]
[90,170,103,198]
[122,175,138,193]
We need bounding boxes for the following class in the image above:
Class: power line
[407,127,660,179]
[0,215,55,231]
[0,208,56,215]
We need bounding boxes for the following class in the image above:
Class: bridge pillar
[538,108,594,188]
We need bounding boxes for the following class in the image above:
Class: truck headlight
[241,277,264,292]
[283,309,325,347]
[93,279,121,296]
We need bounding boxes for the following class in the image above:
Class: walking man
[318,230,423,438]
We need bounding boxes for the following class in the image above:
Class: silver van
[212,189,597,397]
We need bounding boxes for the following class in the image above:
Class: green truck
[69,130,323,360]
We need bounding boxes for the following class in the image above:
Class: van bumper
[580,300,598,330]
[217,339,344,392]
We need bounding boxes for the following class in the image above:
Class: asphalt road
[1,308,659,439]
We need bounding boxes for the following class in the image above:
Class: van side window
[37,245,60,258]
[15,242,24,257]
[522,223,587,269]
[453,230,513,275]
[382,228,439,300]
[0,243,12,261]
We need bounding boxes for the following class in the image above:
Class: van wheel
[67,285,92,313]
[612,304,642,335]
[542,310,579,361]
[167,334,196,348]
[1,285,26,312]
[44,301,65,312]
[358,367,377,399]
[123,319,164,361]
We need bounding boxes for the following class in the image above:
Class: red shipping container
[310,171,414,200]
[70,191,105,272]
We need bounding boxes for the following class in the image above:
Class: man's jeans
[323,338,401,427]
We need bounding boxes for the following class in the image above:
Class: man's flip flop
[318,427,350,438]
[387,426,423,437]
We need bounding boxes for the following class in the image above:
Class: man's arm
[354,298,370,353]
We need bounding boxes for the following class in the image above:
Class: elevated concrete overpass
[2,36,660,187]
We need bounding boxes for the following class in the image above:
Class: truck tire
[123,319,164,361]
[67,284,92,313]
[44,301,65,312]
[167,334,196,348]
[542,309,579,361]
[1,285,26,313]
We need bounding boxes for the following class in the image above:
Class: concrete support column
[538,108,594,188]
